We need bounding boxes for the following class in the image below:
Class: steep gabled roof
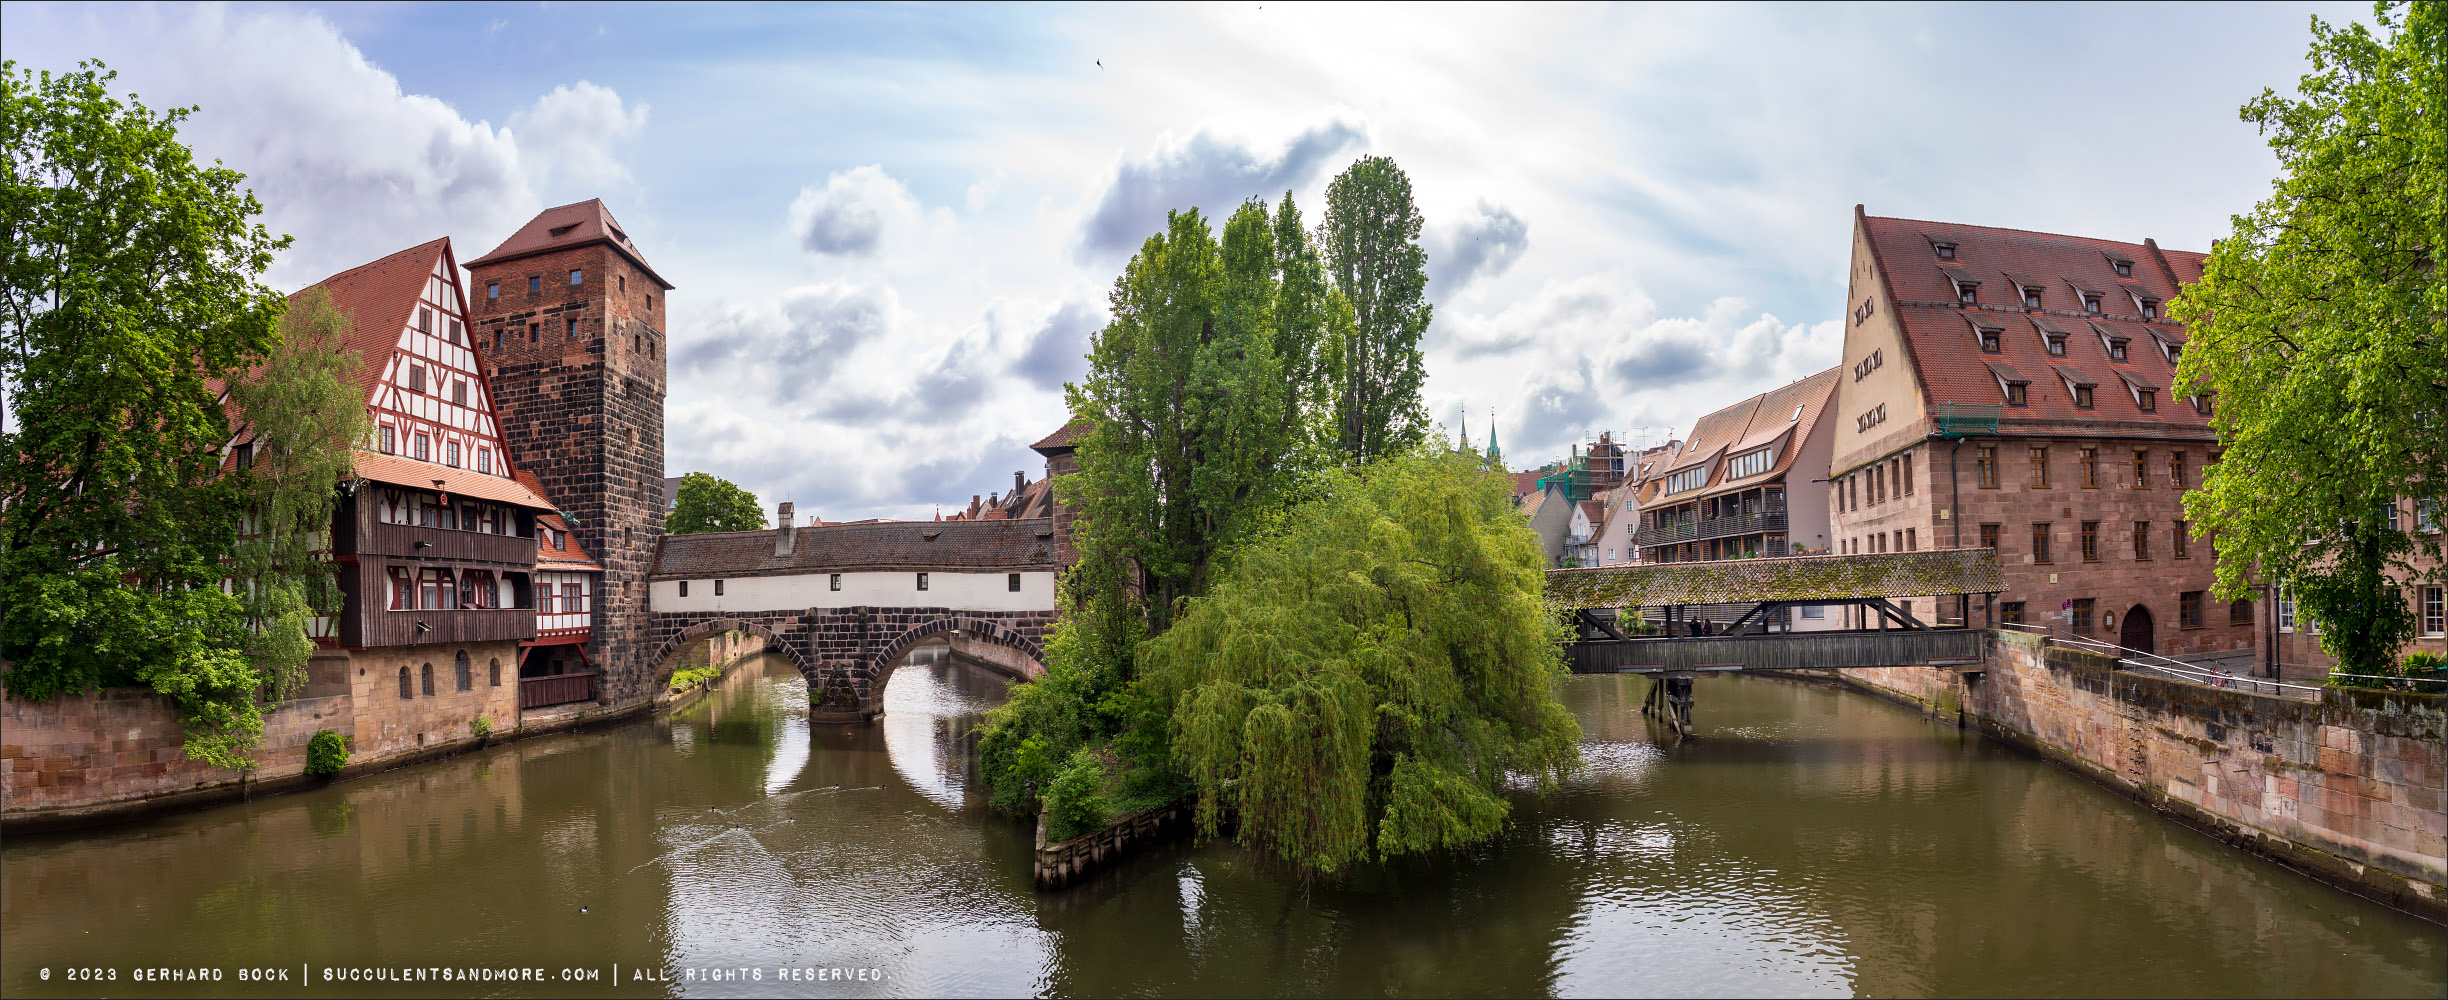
[304,237,453,399]
[1031,418,1091,457]
[466,198,672,289]
[1861,213,2212,437]
[1642,367,1840,510]
[536,512,603,572]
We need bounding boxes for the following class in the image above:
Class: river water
[3,648,2441,998]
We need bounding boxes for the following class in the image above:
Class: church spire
[1459,407,1471,452]
[1486,409,1502,465]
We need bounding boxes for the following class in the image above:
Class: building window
[418,307,432,333]
[2137,389,2157,412]
[1729,448,1772,479]
[2000,601,2026,625]
[2192,395,2214,417]
[1935,242,1956,260]
[380,425,396,454]
[714,580,725,596]
[490,658,501,686]
[830,574,842,591]
[1847,475,1859,509]
[446,441,461,467]
[1903,454,1914,494]
[478,447,491,474]
[409,366,426,394]
[2230,599,2253,625]
[449,319,463,345]
[1906,528,1917,551]
[1976,447,1998,488]
[570,269,583,286]
[2029,446,2050,488]
[453,379,467,405]
[2422,586,2445,636]
[2142,299,2158,319]
[2083,295,2102,313]
[2023,287,2042,309]
[2046,335,2067,357]
[493,330,503,352]
[2108,341,2127,362]
[2074,385,2094,408]
[2072,598,2095,634]
[2421,500,2443,533]
[420,568,453,610]
[528,322,540,341]
[2006,382,2027,406]
[1959,284,1978,305]
[389,567,413,609]
[2133,520,2151,560]
[2115,260,2133,277]
[566,318,578,338]
[529,276,541,293]
[2180,592,2204,628]
[2174,521,2190,558]
[1980,330,2001,353]
[1980,523,2000,550]
[414,434,430,462]
[456,651,472,691]
[2170,453,2187,489]
[678,581,687,597]
[2133,450,2149,488]
[2278,592,2297,632]
[2032,523,2053,564]
[916,572,930,592]
[2081,521,2100,562]
[619,274,626,293]
[399,667,413,699]
[488,282,500,299]
[2079,447,2099,488]
[421,663,435,697]
[1008,573,1022,592]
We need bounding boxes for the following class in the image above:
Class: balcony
[361,607,537,648]
[1633,509,1789,547]
[536,610,592,637]
[363,522,536,566]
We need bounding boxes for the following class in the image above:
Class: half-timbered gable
[350,240,513,479]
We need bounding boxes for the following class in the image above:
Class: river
[3,647,2441,998]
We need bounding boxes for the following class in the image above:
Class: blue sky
[1,1,2366,520]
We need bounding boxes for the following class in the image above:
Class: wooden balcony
[361,522,536,566]
[520,671,598,710]
[361,607,538,648]
[1633,509,1789,547]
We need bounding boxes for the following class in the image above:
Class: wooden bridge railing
[519,671,598,710]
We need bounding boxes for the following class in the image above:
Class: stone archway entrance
[2120,603,2156,655]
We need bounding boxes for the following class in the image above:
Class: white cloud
[510,81,650,193]
[789,165,923,257]
[1076,116,1368,260]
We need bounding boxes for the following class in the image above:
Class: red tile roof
[352,449,555,510]
[466,198,672,290]
[1642,367,1840,511]
[1860,211,2213,439]
[301,237,453,400]
[536,512,603,572]
[1030,418,1091,456]
[652,518,1062,578]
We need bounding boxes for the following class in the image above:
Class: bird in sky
[1096,59,1103,68]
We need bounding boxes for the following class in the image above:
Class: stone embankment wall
[2,629,766,830]
[1844,629,2446,921]
[1035,802,1190,888]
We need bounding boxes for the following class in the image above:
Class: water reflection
[0,657,2440,999]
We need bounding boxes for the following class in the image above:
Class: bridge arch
[647,616,809,688]
[849,615,1047,718]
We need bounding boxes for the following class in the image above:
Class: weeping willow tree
[1139,449,1580,876]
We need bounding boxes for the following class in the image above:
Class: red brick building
[1827,207,2254,660]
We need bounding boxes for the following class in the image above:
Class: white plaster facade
[652,569,1057,614]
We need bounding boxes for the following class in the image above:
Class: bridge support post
[1640,675,1697,740]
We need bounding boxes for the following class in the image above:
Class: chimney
[1015,470,1026,494]
[774,501,795,557]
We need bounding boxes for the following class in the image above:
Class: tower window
[493,331,503,352]
[529,276,540,293]
[488,282,499,299]
[570,269,583,286]
[566,318,578,339]
[619,275,626,293]
[529,322,540,342]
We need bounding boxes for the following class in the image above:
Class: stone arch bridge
[648,508,1062,720]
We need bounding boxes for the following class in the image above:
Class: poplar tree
[1321,156,1432,466]
[2173,2,2445,674]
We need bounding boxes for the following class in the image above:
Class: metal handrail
[2326,671,2448,689]
[1997,621,2324,699]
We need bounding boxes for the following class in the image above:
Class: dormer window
[2138,389,2157,411]
[2109,341,2128,362]
[2141,299,2158,319]
[549,224,578,238]
[1934,242,1957,260]
[2083,294,2102,313]
[2075,385,2094,408]
[2192,395,2214,417]
[1980,331,2001,353]
[2047,336,2067,357]
[2114,260,2133,277]
[2166,344,2183,364]
[1960,285,1978,305]
[2007,383,2027,406]
[2022,287,2043,309]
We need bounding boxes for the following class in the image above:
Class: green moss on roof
[1544,549,2004,609]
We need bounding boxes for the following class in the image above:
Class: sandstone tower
[466,200,671,703]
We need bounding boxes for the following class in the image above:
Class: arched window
[489,658,501,686]
[398,666,412,699]
[421,663,435,696]
[455,651,472,692]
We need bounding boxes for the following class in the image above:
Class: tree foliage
[1321,155,1432,466]
[665,471,766,534]
[1,60,300,768]
[1143,449,1578,876]
[2172,3,2445,672]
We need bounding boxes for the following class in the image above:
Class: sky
[0,1,2368,521]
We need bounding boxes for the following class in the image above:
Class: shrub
[1042,748,1111,843]
[469,715,492,741]
[2403,652,2445,676]
[304,730,349,776]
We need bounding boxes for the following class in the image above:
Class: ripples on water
[1,649,2442,999]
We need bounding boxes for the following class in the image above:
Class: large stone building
[1826,207,2252,659]
[467,200,672,704]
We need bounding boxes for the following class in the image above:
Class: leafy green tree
[1320,155,1432,466]
[2172,2,2444,674]
[1141,449,1579,877]
[1,60,291,766]
[665,472,766,534]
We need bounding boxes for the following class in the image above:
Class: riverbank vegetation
[979,156,1578,876]
[2,61,361,770]
[2173,2,2445,676]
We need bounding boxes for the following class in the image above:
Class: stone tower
[465,200,672,704]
